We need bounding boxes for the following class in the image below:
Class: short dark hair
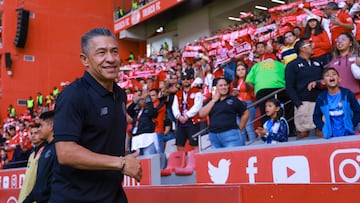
[322,67,339,77]
[293,39,309,54]
[255,42,266,48]
[39,111,54,122]
[81,28,116,55]
[30,123,41,129]
[324,2,339,10]
[213,77,230,87]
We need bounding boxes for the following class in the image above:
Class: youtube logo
[272,156,310,183]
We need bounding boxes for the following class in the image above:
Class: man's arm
[185,92,203,118]
[56,142,142,181]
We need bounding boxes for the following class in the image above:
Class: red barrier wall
[2,184,359,203]
[126,183,360,203]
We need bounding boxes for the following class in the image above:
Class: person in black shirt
[23,111,55,203]
[285,39,324,138]
[199,78,249,148]
[51,28,142,203]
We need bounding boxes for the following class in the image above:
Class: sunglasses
[301,43,312,48]
[336,37,349,43]
[181,77,191,80]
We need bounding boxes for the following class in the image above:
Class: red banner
[114,0,184,33]
[196,137,360,184]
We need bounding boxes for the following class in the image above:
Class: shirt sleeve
[53,87,83,143]
[268,118,289,142]
[172,95,181,119]
[285,62,303,107]
[186,92,203,118]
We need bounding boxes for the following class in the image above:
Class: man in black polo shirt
[51,28,142,202]
[199,78,249,148]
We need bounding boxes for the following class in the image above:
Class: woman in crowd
[303,15,332,66]
[327,32,360,130]
[327,32,360,99]
[199,78,249,149]
[232,61,256,142]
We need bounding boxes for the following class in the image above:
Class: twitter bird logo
[208,159,231,184]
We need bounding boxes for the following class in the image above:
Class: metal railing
[193,87,293,152]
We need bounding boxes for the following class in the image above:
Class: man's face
[29,127,42,146]
[8,128,16,137]
[256,44,265,56]
[38,119,52,142]
[149,90,158,102]
[80,36,120,83]
[181,77,192,88]
[300,41,314,55]
[284,32,296,45]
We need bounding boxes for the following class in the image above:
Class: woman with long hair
[303,16,332,66]
[232,61,256,142]
[327,32,360,131]
[327,32,360,97]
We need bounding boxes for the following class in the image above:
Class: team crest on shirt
[100,107,109,116]
[313,61,320,66]
[190,93,195,99]
[226,99,234,105]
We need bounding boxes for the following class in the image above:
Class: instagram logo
[330,148,360,183]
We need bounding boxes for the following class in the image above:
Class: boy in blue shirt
[313,68,360,138]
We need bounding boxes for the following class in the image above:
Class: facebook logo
[246,156,258,183]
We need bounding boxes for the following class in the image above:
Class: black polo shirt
[51,71,128,202]
[205,95,247,133]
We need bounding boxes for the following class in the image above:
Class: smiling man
[51,28,142,203]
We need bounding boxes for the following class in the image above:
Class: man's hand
[307,81,317,91]
[122,150,142,182]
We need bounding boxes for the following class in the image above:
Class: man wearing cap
[322,1,354,45]
[285,39,324,139]
[172,72,203,151]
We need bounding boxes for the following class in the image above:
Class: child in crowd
[256,98,289,144]
[313,68,360,139]
[0,148,8,169]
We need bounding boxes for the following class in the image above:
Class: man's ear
[80,53,89,67]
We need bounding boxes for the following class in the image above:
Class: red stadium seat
[175,149,198,176]
[161,151,186,176]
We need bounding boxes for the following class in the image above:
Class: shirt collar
[83,71,119,97]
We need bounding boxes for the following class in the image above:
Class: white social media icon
[208,159,231,184]
[330,148,360,183]
[246,156,258,183]
[3,176,9,189]
[272,156,310,183]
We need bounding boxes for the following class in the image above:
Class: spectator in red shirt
[303,15,332,66]
[149,88,166,168]
[322,2,354,45]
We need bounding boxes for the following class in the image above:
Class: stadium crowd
[1,0,360,173]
